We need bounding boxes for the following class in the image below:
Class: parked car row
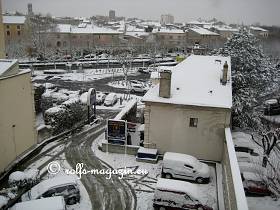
[11,175,81,209]
[153,152,213,210]
[232,132,271,196]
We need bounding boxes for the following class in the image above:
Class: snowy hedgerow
[212,29,278,128]
[8,169,40,188]
[45,98,87,134]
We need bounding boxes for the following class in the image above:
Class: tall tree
[213,29,277,128]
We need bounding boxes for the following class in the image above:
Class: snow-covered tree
[213,29,278,128]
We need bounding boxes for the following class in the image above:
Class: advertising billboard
[107,119,126,145]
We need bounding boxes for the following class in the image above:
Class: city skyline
[2,0,280,26]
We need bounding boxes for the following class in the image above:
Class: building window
[17,31,21,36]
[6,31,10,36]
[17,25,21,30]
[6,25,9,29]
[189,118,198,127]
[57,41,61,47]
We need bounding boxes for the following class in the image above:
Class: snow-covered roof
[143,55,232,109]
[138,147,158,155]
[190,26,219,35]
[250,26,268,32]
[55,24,123,34]
[187,20,212,25]
[2,15,26,24]
[163,152,199,166]
[156,178,199,199]
[242,171,262,182]
[153,28,185,34]
[11,196,65,210]
[0,59,18,76]
[30,176,77,199]
[214,26,238,32]
[125,31,149,37]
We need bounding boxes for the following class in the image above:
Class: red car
[241,172,270,196]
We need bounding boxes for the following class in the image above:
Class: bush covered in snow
[212,29,278,128]
[8,169,40,188]
[45,97,88,134]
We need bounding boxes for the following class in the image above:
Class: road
[34,73,150,96]
[0,110,136,210]
[65,110,136,210]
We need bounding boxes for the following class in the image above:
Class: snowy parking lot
[92,133,220,210]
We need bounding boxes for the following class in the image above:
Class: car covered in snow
[95,91,106,105]
[162,152,210,184]
[232,132,256,154]
[21,175,80,205]
[153,178,213,210]
[130,83,147,94]
[11,196,66,210]
[104,93,118,106]
[241,172,270,196]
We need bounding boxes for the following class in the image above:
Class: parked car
[21,175,80,205]
[11,196,66,210]
[241,172,270,196]
[96,91,106,105]
[153,178,213,210]
[232,132,257,155]
[104,93,118,106]
[130,84,147,94]
[236,152,260,163]
[238,162,265,174]
[162,152,210,184]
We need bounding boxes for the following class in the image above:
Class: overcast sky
[2,0,280,26]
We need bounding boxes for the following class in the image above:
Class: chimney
[221,61,228,85]
[159,70,172,98]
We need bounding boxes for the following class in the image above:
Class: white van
[104,93,118,106]
[153,178,213,210]
[162,152,210,183]
[10,196,66,210]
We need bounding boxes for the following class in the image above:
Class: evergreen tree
[213,29,277,128]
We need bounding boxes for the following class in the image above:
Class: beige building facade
[0,60,37,175]
[144,103,231,161]
[143,55,248,210]
[0,0,5,58]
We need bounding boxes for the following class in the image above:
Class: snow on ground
[247,196,280,210]
[92,134,218,210]
[263,115,280,125]
[49,153,92,210]
[96,94,143,110]
[36,112,45,128]
[232,131,280,210]
[92,133,161,210]
[32,68,140,82]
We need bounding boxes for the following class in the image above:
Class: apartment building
[152,27,186,48]
[249,26,269,38]
[188,26,220,47]
[0,60,37,175]
[45,23,123,53]
[142,55,248,210]
[160,14,174,25]
[2,15,26,43]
